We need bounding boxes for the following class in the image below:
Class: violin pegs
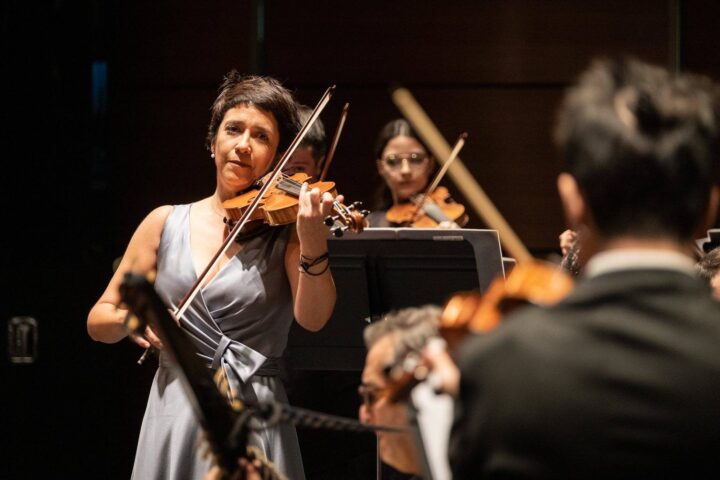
[324,216,335,227]
[361,210,370,217]
[352,201,363,209]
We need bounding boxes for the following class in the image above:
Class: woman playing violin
[367,119,464,229]
[87,72,339,480]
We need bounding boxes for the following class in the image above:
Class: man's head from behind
[555,59,720,246]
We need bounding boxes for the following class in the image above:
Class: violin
[381,262,574,404]
[385,186,468,228]
[222,172,368,237]
[440,262,573,345]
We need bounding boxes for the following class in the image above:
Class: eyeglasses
[358,384,387,407]
[380,153,429,170]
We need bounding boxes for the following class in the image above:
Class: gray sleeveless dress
[131,204,305,480]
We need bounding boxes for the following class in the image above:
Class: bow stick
[318,102,349,182]
[410,132,467,224]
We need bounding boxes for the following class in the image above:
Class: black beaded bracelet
[299,252,330,275]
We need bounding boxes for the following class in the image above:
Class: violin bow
[136,85,336,363]
[409,132,467,224]
[318,102,349,182]
[392,87,532,263]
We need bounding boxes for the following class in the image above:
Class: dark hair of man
[363,305,440,365]
[206,71,300,159]
[555,59,720,241]
[697,246,720,283]
[372,119,434,210]
[297,105,327,163]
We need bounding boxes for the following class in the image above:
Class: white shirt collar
[584,249,697,278]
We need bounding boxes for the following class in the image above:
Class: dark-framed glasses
[381,153,429,170]
[358,383,387,407]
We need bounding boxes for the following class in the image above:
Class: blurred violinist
[450,58,720,479]
[366,119,465,228]
[87,72,340,479]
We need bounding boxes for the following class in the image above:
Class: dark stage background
[3,1,720,478]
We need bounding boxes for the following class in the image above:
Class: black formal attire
[450,250,720,479]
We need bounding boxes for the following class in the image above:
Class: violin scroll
[324,201,369,237]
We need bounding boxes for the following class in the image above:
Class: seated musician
[284,104,326,178]
[366,119,463,228]
[359,305,442,479]
[697,246,720,298]
[446,58,720,478]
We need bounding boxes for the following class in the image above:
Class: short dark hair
[698,247,720,283]
[555,59,720,241]
[206,71,300,158]
[363,305,440,364]
[297,105,327,164]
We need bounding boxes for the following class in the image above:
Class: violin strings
[274,175,355,229]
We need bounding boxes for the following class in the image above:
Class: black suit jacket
[450,269,720,479]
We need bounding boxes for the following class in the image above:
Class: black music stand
[286,228,504,370]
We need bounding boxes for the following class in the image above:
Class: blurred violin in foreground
[381,262,573,403]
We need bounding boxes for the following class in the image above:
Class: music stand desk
[286,228,504,370]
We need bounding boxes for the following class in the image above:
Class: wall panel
[268,0,675,250]
[266,0,672,85]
